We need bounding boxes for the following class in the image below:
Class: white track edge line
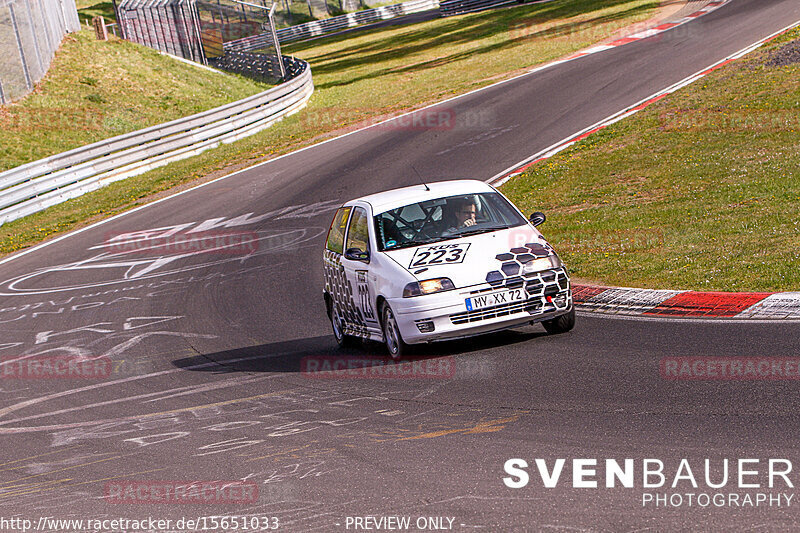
[487,16,800,187]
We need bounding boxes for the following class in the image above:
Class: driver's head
[451,197,477,227]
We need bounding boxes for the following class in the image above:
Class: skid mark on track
[394,414,525,441]
[0,446,81,469]
[0,467,167,501]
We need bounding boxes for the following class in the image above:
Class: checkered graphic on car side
[323,249,370,337]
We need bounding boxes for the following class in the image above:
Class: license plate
[465,289,526,311]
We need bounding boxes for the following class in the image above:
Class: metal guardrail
[0,58,313,226]
[440,0,544,16]
[227,0,439,48]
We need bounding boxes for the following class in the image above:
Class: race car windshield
[374,192,528,251]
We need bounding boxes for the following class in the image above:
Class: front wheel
[542,307,576,335]
[381,303,409,360]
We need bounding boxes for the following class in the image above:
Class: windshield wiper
[384,239,434,250]
[455,225,510,236]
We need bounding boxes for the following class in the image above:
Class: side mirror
[345,247,370,262]
[529,211,546,226]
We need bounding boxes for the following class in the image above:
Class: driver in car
[443,197,477,232]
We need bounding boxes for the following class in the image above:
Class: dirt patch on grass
[767,39,800,67]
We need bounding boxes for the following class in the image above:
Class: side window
[345,207,370,254]
[326,207,351,254]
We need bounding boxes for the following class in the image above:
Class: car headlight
[522,254,563,274]
[403,278,456,297]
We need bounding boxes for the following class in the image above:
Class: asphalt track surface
[1,1,800,531]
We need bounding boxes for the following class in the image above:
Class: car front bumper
[388,268,572,344]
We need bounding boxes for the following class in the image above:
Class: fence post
[0,79,6,106]
[268,3,286,79]
[8,5,34,91]
[93,16,109,40]
[283,0,292,24]
[23,0,45,75]
[189,1,208,65]
[112,0,126,38]
[35,0,55,51]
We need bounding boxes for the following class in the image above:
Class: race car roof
[354,179,495,214]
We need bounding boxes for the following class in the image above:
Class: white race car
[323,179,574,359]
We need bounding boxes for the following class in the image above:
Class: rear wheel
[542,307,576,335]
[381,303,408,360]
[328,300,355,348]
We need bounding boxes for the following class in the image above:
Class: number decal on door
[356,271,374,320]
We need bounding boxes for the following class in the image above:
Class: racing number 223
[410,244,470,268]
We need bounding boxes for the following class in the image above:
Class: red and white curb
[573,284,800,320]
[488,8,800,187]
[563,0,730,61]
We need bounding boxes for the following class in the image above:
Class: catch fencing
[117,0,286,80]
[0,0,80,104]
[227,0,438,46]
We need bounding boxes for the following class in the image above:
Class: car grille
[450,299,544,325]
[452,268,570,325]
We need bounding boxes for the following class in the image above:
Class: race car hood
[382,226,561,289]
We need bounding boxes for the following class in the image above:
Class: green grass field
[0,0,662,256]
[75,0,117,25]
[0,30,271,172]
[502,28,800,291]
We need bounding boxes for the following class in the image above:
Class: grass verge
[0,30,271,172]
[502,28,800,292]
[1,0,662,255]
[75,0,117,25]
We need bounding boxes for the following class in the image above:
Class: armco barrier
[440,0,550,17]
[227,0,439,49]
[440,0,514,16]
[0,57,313,226]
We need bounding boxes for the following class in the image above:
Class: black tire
[380,303,409,360]
[542,307,576,335]
[328,299,355,348]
